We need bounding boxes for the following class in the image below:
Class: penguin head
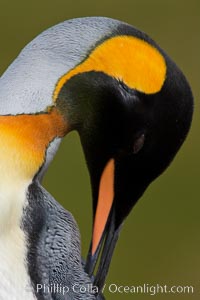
[54,21,193,266]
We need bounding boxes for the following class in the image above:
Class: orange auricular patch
[54,35,166,100]
[0,108,68,179]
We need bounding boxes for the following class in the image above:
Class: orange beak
[92,158,115,255]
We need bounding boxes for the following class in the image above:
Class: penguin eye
[133,133,145,154]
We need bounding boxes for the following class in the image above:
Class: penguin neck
[0,110,67,300]
[0,120,31,233]
[0,108,68,232]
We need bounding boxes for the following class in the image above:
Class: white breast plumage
[0,224,36,300]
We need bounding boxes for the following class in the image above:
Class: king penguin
[0,17,193,299]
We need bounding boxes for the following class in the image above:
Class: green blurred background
[0,1,199,299]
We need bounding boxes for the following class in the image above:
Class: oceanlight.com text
[102,283,194,295]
